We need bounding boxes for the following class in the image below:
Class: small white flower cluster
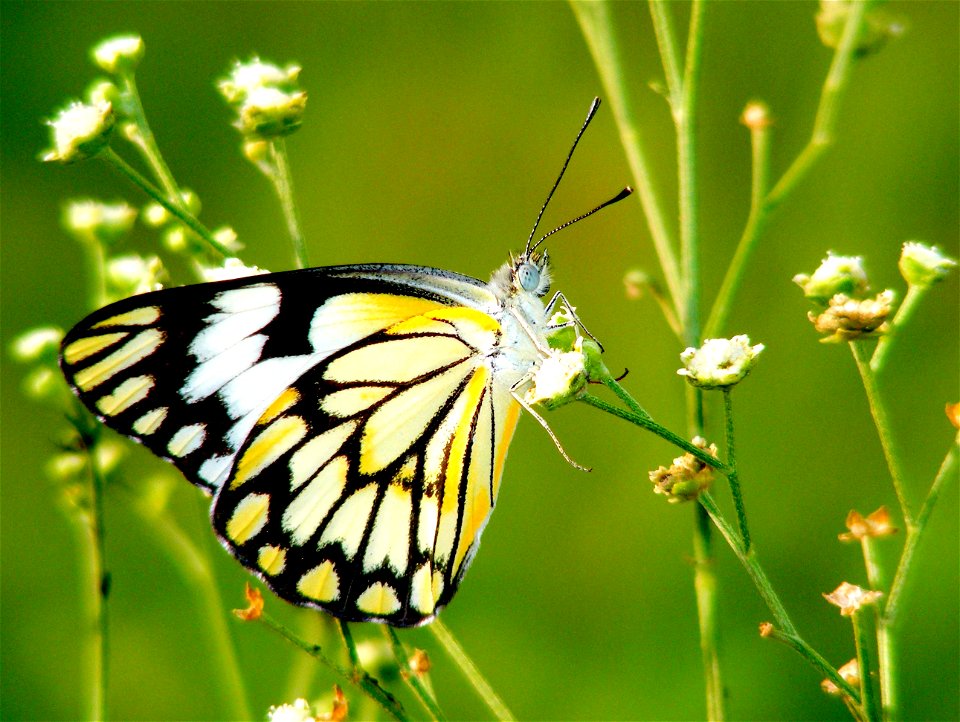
[793,252,868,302]
[524,337,588,408]
[43,101,115,164]
[219,57,307,139]
[899,242,957,288]
[678,335,764,389]
[200,257,269,282]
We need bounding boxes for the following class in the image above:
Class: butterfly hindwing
[60,264,521,626]
[212,301,522,625]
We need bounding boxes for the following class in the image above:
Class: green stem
[284,612,327,701]
[118,74,184,203]
[268,138,309,269]
[705,0,870,337]
[870,284,927,373]
[850,342,914,527]
[766,0,870,209]
[258,613,407,722]
[877,619,897,722]
[71,424,108,722]
[99,149,231,257]
[677,0,705,343]
[722,389,750,551]
[580,392,725,472]
[704,108,771,338]
[853,611,880,722]
[884,433,959,624]
[570,0,682,309]
[337,619,361,670]
[132,493,252,721]
[384,627,446,722]
[692,503,724,721]
[648,0,683,105]
[698,493,796,636]
[79,239,108,310]
[428,619,515,722]
[762,626,861,703]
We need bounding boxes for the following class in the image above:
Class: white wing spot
[167,423,207,457]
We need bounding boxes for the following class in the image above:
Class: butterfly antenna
[524,97,602,255]
[530,186,633,253]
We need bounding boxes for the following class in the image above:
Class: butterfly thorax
[485,252,554,390]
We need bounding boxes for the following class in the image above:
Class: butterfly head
[490,249,552,300]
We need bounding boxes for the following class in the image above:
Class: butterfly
[59,98,630,627]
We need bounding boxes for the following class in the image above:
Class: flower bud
[11,327,64,362]
[199,257,268,283]
[219,58,301,104]
[649,437,717,503]
[899,242,957,288]
[816,1,905,57]
[266,698,315,722]
[43,100,115,163]
[236,86,307,139]
[793,252,868,304]
[823,581,882,616]
[524,337,587,410]
[821,659,860,697]
[678,335,764,390]
[63,199,137,247]
[808,290,894,343]
[740,101,772,130]
[106,253,166,297]
[92,35,145,75]
[838,506,897,542]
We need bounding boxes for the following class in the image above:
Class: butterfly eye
[517,262,541,293]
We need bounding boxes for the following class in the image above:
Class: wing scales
[60,264,522,626]
[211,304,519,625]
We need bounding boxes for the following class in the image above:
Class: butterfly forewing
[60,265,521,625]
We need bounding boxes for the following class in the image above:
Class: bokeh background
[2,2,957,720]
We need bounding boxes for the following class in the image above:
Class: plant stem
[71,424,109,722]
[570,0,682,309]
[132,492,252,721]
[268,138,309,269]
[705,0,870,337]
[884,433,959,624]
[698,493,796,636]
[722,389,751,551]
[692,503,724,721]
[766,0,870,210]
[761,626,861,703]
[258,612,408,722]
[579,392,725,472]
[337,619,361,669]
[648,0,682,103]
[99,149,232,257]
[704,108,771,338]
[118,74,185,204]
[870,284,926,373]
[384,627,446,722]
[428,619,515,722]
[850,342,915,527]
[677,0,705,344]
[853,611,880,722]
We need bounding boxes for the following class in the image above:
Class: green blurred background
[2,2,957,720]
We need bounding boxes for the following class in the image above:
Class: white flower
[218,57,301,104]
[43,100,115,163]
[199,257,268,282]
[11,327,64,361]
[524,338,587,409]
[92,35,144,74]
[63,199,137,246]
[678,335,764,389]
[793,252,869,303]
[106,254,166,296]
[267,698,316,722]
[899,242,957,287]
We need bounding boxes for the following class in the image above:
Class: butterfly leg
[509,377,590,472]
[544,291,604,352]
